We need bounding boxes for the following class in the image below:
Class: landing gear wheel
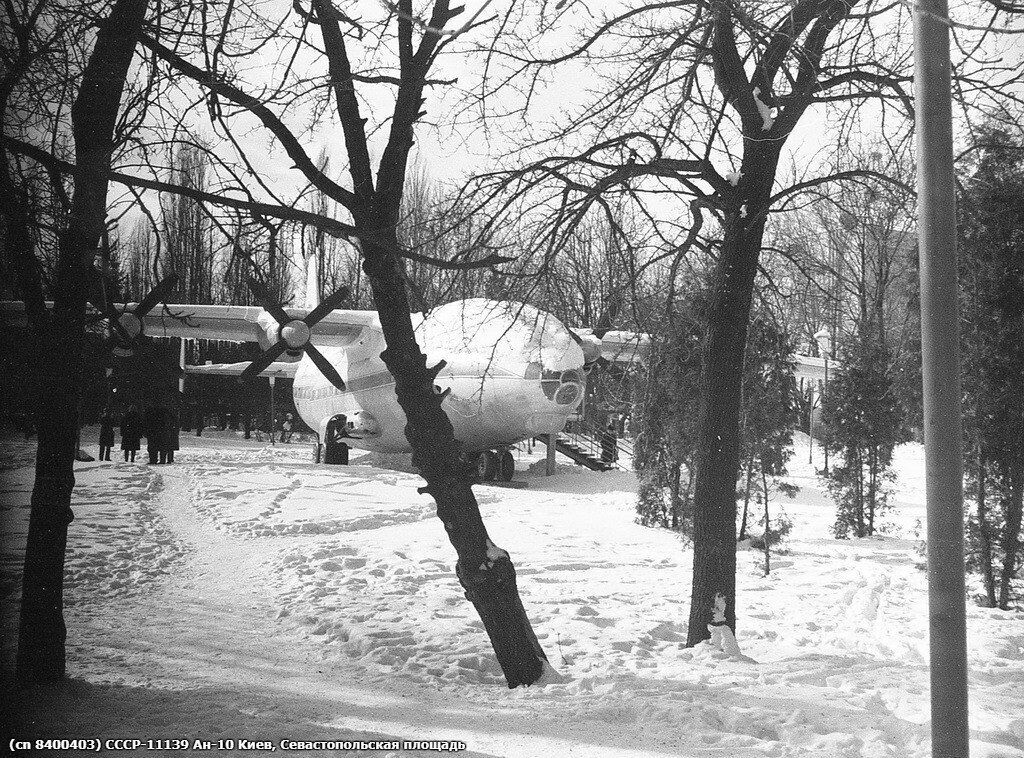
[497,451,515,482]
[474,450,498,481]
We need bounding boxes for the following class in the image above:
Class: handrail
[561,418,633,471]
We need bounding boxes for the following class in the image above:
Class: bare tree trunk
[761,468,771,576]
[738,453,755,541]
[669,462,681,530]
[686,149,778,646]
[976,451,997,607]
[868,448,877,536]
[360,222,547,687]
[997,468,1023,610]
[856,451,866,538]
[16,0,149,684]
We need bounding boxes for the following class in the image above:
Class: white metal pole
[178,338,186,394]
[914,2,970,755]
[269,375,276,446]
[808,384,815,465]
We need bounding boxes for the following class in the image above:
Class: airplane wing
[185,360,298,378]
[569,327,650,365]
[0,301,382,354]
[126,303,379,349]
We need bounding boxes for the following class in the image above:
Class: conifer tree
[737,314,799,544]
[821,334,909,538]
[959,124,1024,609]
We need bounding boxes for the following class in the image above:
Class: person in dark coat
[600,419,618,464]
[324,415,349,464]
[98,407,117,461]
[121,405,142,462]
[165,409,180,463]
[144,405,164,464]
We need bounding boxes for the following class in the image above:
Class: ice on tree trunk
[707,592,743,656]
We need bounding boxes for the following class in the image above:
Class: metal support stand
[808,384,815,465]
[823,358,829,474]
[269,376,276,446]
[178,338,186,394]
[914,2,970,755]
[545,432,556,476]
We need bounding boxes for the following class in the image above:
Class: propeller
[90,272,180,357]
[240,276,350,390]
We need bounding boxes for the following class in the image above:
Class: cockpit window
[560,369,583,386]
[541,368,584,405]
[554,383,581,406]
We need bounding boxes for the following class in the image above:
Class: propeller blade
[305,344,346,391]
[91,296,134,346]
[109,317,135,347]
[238,340,289,384]
[85,270,133,345]
[304,285,350,326]
[135,274,179,317]
[88,268,110,315]
[247,276,290,326]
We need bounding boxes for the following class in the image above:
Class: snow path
[4,430,1024,757]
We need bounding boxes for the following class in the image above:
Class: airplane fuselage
[291,299,587,454]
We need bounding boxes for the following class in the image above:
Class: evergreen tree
[633,302,703,532]
[821,334,909,538]
[634,292,798,540]
[737,313,800,545]
[959,124,1024,609]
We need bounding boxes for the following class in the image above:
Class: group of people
[97,404,180,464]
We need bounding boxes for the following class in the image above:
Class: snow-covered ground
[3,429,1023,757]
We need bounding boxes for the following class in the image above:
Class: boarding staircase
[534,420,635,472]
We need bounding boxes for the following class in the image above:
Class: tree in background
[469,0,1024,645]
[160,144,212,303]
[633,288,798,543]
[632,299,704,532]
[959,123,1024,609]
[821,333,909,538]
[135,0,549,687]
[736,313,799,546]
[1,0,151,683]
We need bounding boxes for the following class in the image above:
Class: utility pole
[914,1,970,756]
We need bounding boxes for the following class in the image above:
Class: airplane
[0,279,827,482]
[41,293,639,482]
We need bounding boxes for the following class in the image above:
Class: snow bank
[3,428,1023,757]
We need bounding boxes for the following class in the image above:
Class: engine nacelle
[255,310,302,360]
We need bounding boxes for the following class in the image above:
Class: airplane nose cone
[281,320,311,349]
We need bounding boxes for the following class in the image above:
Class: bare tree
[126,0,549,686]
[465,0,1024,645]
[2,0,151,683]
